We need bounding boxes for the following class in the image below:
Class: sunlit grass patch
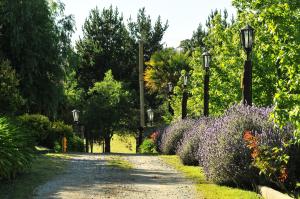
[161,155,262,199]
[89,134,136,153]
[106,155,133,170]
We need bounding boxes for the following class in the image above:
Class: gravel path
[34,153,197,199]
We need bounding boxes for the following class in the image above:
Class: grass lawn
[106,155,133,170]
[88,134,136,153]
[0,153,69,199]
[161,155,262,199]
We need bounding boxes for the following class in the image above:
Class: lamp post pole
[204,67,209,116]
[138,40,145,152]
[182,75,188,119]
[202,52,211,117]
[168,82,174,116]
[243,54,252,106]
[240,24,254,106]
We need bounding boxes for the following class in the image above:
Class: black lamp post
[167,82,174,115]
[182,74,188,119]
[147,108,154,126]
[240,24,254,106]
[202,51,211,117]
[72,109,88,153]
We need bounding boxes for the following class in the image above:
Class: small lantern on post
[147,108,154,127]
[240,24,255,105]
[202,51,211,117]
[240,25,254,59]
[72,109,80,124]
[168,82,173,94]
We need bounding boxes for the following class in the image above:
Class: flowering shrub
[243,127,299,191]
[197,104,283,186]
[177,117,213,165]
[160,118,195,155]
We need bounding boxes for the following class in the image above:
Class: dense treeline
[0,0,298,184]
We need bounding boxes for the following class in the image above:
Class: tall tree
[128,8,169,62]
[0,0,74,117]
[83,70,132,153]
[76,6,132,91]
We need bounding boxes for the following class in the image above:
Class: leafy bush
[0,60,23,115]
[67,135,84,152]
[177,118,213,165]
[46,121,73,149]
[139,138,157,154]
[18,114,51,145]
[0,117,34,180]
[53,141,62,153]
[197,104,282,187]
[160,118,195,155]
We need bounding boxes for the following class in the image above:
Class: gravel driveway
[34,153,197,199]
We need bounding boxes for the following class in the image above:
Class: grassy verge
[87,134,136,153]
[161,155,262,199]
[106,155,133,170]
[0,153,69,199]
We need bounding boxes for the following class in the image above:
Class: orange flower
[278,167,288,183]
[251,149,259,158]
[243,130,253,141]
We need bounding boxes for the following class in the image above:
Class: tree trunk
[104,134,111,153]
[85,132,89,153]
[91,140,93,153]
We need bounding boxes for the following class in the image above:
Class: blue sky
[61,0,236,47]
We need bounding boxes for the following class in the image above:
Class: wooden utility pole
[137,40,145,152]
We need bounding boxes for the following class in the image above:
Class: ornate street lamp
[182,74,188,119]
[72,109,80,123]
[167,82,174,115]
[147,108,154,126]
[240,24,254,105]
[202,51,211,117]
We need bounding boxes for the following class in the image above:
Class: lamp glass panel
[249,30,253,48]
[205,56,210,68]
[244,30,249,48]
[183,75,188,86]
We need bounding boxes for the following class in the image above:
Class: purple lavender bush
[197,104,284,187]
[159,118,195,155]
[176,117,213,165]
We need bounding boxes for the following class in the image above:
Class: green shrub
[67,135,84,152]
[18,114,51,145]
[0,117,34,180]
[53,141,62,153]
[139,138,157,154]
[46,121,73,149]
[0,59,23,115]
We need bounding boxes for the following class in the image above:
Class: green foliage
[0,117,34,180]
[128,7,168,61]
[0,60,23,115]
[76,6,132,90]
[53,141,61,153]
[67,135,84,152]
[18,114,52,145]
[139,138,157,154]
[0,0,74,117]
[84,70,132,152]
